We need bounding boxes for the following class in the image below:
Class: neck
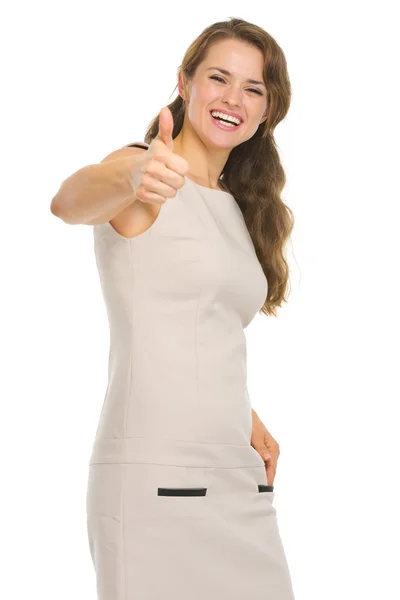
[173,122,230,190]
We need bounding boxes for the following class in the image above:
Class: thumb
[156,106,174,151]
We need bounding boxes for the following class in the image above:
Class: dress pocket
[257,482,275,510]
[153,465,209,518]
[158,487,208,496]
[258,484,274,493]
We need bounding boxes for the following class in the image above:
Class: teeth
[211,111,241,125]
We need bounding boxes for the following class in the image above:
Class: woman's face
[181,38,268,149]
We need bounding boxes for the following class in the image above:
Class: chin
[203,131,239,151]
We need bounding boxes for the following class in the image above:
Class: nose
[221,85,243,108]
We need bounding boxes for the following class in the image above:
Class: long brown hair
[144,17,293,317]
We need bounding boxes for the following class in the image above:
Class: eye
[210,75,224,83]
[209,75,263,95]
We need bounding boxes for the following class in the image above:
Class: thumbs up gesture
[131,107,189,204]
[155,105,175,151]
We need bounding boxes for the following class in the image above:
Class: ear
[178,70,189,103]
[260,110,268,125]
[178,71,186,100]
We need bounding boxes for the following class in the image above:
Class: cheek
[187,89,213,122]
[191,81,218,106]
[247,106,266,130]
[240,117,264,142]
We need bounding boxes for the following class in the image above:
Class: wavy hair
[144,17,293,317]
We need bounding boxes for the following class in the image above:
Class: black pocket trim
[258,484,274,493]
[157,487,207,497]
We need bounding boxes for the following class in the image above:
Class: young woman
[51,16,295,600]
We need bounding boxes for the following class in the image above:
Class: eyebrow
[206,67,266,87]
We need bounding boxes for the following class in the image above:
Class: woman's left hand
[250,410,280,486]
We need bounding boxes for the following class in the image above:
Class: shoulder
[100,141,150,163]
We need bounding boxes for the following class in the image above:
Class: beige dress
[86,141,295,599]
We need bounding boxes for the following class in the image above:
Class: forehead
[201,38,265,76]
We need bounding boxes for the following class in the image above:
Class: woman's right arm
[50,146,147,225]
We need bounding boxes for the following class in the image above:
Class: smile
[209,110,243,131]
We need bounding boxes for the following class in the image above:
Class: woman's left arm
[250,409,280,486]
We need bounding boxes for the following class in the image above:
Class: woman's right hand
[129,107,189,204]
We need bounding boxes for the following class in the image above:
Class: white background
[1,1,399,599]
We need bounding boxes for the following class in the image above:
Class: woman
[51,16,295,600]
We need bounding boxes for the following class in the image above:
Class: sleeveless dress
[86,141,295,599]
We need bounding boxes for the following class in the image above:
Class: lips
[209,111,243,132]
[210,109,243,123]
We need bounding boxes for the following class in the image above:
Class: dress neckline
[185,176,233,197]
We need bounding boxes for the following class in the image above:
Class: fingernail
[262,454,271,460]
